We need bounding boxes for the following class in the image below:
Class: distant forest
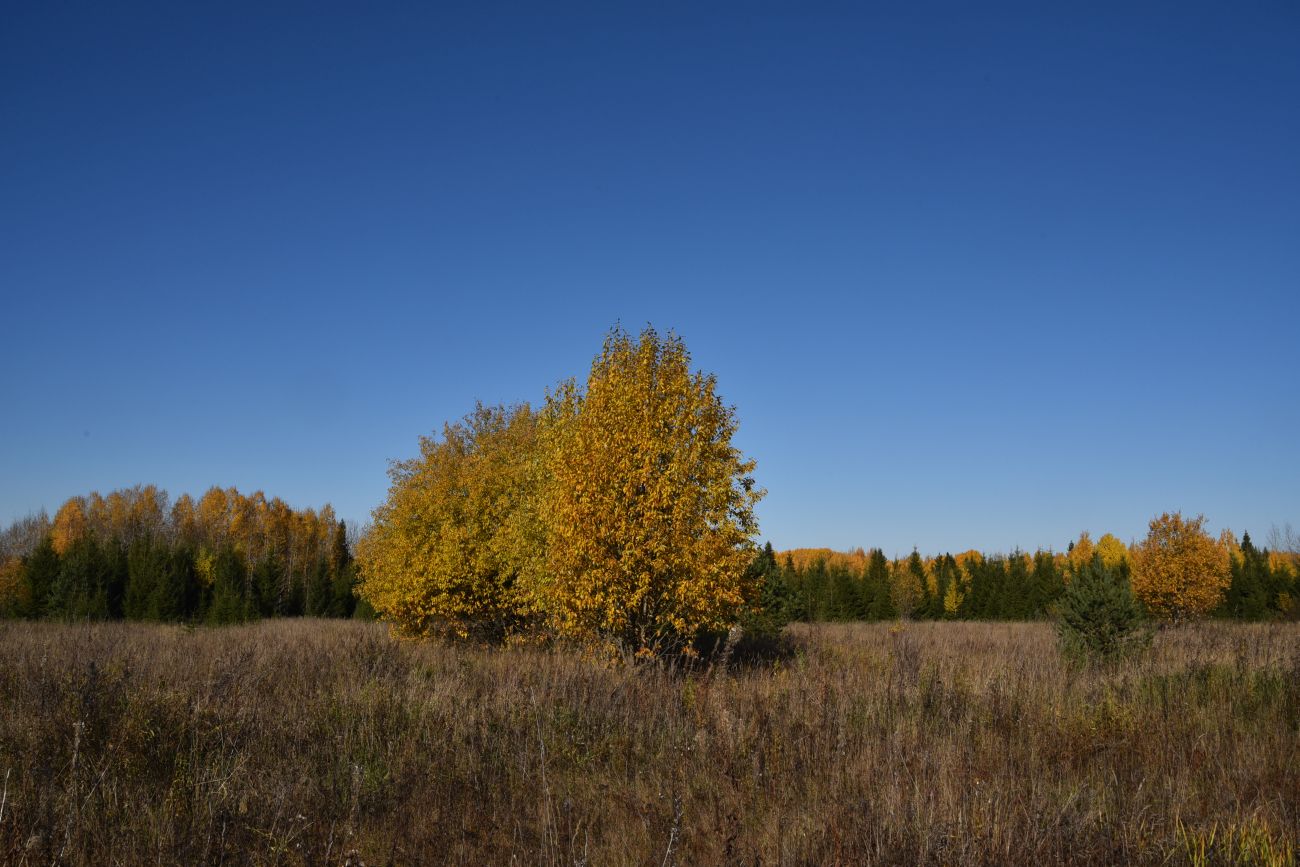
[2,486,1296,625]
[755,534,1299,624]
[0,486,363,624]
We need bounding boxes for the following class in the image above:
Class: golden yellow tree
[1095,533,1130,571]
[171,493,198,545]
[942,578,964,618]
[1067,531,1095,577]
[196,486,231,547]
[538,326,763,655]
[1130,512,1230,622]
[356,403,542,639]
[51,497,89,555]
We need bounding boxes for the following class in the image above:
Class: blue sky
[2,2,1297,555]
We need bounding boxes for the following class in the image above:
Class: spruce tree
[208,547,250,624]
[23,535,60,618]
[307,558,332,617]
[1028,550,1064,617]
[125,538,161,620]
[803,557,830,621]
[50,537,110,620]
[1057,556,1150,663]
[742,542,792,635]
[328,520,357,617]
[782,554,809,622]
[1003,552,1031,619]
[863,549,895,620]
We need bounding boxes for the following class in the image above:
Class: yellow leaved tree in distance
[1130,512,1230,623]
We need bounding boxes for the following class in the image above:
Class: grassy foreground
[0,620,1296,865]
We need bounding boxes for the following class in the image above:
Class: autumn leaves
[355,326,764,655]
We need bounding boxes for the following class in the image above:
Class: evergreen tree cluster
[1217,532,1297,620]
[0,487,362,624]
[749,537,1298,625]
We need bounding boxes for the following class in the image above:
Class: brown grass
[0,619,1296,865]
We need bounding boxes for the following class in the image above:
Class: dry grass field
[0,618,1296,865]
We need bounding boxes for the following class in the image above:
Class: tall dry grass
[0,619,1296,865]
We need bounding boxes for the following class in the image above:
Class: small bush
[1058,556,1151,662]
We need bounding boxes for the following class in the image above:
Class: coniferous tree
[1028,550,1064,616]
[828,563,862,621]
[802,557,830,621]
[208,547,250,624]
[104,538,129,619]
[153,546,194,621]
[965,557,991,618]
[251,554,283,618]
[284,566,306,617]
[125,539,162,620]
[782,553,809,622]
[328,520,359,617]
[863,549,895,620]
[307,559,332,617]
[741,542,792,635]
[1003,552,1031,619]
[52,536,110,620]
[1220,532,1273,620]
[1057,556,1150,663]
[23,535,60,618]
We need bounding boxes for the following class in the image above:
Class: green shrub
[1058,555,1151,662]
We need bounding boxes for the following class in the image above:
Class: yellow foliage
[536,326,763,653]
[1267,549,1299,575]
[0,557,29,614]
[171,494,198,544]
[1217,529,1241,561]
[942,579,963,618]
[194,549,217,588]
[1095,533,1130,570]
[356,403,543,639]
[890,556,921,616]
[197,487,231,544]
[1067,531,1095,576]
[782,548,868,574]
[51,497,89,555]
[354,326,763,651]
[1130,512,1230,622]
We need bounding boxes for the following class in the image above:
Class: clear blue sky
[2,2,1297,556]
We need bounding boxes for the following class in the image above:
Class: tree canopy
[355,325,764,655]
[1130,512,1231,622]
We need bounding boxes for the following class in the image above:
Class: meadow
[0,619,1296,865]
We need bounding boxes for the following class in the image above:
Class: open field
[0,620,1296,865]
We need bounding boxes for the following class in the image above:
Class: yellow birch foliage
[942,579,964,618]
[1130,512,1230,622]
[1095,533,1130,570]
[537,326,763,654]
[0,557,29,614]
[1218,529,1241,561]
[197,487,231,545]
[782,548,868,573]
[171,494,198,544]
[51,497,89,555]
[1067,531,1095,576]
[356,404,542,639]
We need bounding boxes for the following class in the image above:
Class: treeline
[748,530,1300,625]
[0,486,363,623]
